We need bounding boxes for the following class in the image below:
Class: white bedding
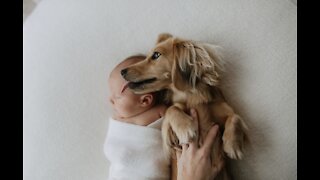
[23,0,297,179]
[104,117,169,180]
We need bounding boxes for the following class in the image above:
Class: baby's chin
[112,113,123,120]
[112,111,129,120]
[112,110,121,120]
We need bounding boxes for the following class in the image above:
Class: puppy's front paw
[175,116,198,144]
[222,115,248,160]
[223,138,244,160]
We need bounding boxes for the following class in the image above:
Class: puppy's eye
[151,52,161,60]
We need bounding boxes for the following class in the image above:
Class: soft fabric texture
[23,0,297,180]
[104,117,170,180]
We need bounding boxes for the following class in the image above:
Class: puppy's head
[121,33,224,94]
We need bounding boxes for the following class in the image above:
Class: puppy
[121,33,249,180]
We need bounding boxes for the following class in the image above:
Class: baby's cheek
[123,100,138,114]
[118,100,131,112]
[123,100,134,110]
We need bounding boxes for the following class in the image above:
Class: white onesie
[104,117,170,180]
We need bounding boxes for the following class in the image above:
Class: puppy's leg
[223,114,248,159]
[212,102,249,160]
[162,116,179,159]
[166,103,198,145]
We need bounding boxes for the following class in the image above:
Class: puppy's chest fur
[170,86,225,143]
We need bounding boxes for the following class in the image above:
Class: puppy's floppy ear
[194,42,225,86]
[156,33,173,44]
[172,39,225,89]
[171,38,194,90]
[172,55,189,91]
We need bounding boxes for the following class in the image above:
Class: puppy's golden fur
[121,33,249,180]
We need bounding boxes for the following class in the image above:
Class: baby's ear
[156,33,173,44]
[140,94,154,107]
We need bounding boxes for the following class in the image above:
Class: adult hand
[176,108,219,180]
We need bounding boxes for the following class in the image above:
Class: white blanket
[104,118,170,180]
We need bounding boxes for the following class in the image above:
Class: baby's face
[108,70,142,120]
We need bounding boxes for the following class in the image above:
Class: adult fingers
[201,124,219,152]
[181,144,188,151]
[176,150,182,160]
[189,108,199,150]
[190,108,199,133]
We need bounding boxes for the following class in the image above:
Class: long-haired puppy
[121,33,249,180]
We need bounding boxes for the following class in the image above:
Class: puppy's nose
[121,68,127,77]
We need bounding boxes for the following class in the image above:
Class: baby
[104,55,170,180]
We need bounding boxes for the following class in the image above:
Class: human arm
[176,109,219,180]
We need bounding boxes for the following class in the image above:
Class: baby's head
[108,55,165,120]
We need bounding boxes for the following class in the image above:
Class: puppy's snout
[121,68,128,77]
